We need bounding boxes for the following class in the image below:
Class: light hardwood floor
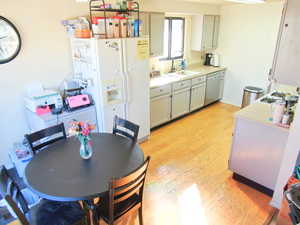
[139,102,275,225]
[9,102,275,225]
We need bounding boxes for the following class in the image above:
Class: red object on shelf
[92,17,105,24]
[36,106,51,115]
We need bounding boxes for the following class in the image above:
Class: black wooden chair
[96,156,150,225]
[0,165,88,225]
[113,116,140,143]
[25,123,66,155]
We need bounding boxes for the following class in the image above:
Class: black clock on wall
[0,16,21,64]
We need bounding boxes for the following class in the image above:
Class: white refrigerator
[71,37,150,141]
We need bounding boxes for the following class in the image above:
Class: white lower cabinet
[219,71,225,99]
[150,95,171,128]
[171,88,191,119]
[229,117,288,190]
[190,83,206,111]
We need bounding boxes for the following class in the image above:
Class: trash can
[241,86,264,108]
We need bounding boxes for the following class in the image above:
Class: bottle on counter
[272,100,286,124]
[282,112,291,125]
[180,59,187,70]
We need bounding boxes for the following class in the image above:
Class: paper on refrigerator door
[136,39,149,60]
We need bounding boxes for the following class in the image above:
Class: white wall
[0,0,89,166]
[0,0,219,166]
[217,2,283,106]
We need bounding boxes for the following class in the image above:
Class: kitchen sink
[166,70,200,77]
[175,70,199,76]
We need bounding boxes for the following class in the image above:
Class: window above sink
[161,17,185,60]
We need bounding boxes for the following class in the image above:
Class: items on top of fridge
[127,18,135,37]
[107,18,114,38]
[75,17,91,39]
[120,17,128,38]
[100,3,112,9]
[92,17,106,38]
[61,19,80,37]
[127,0,135,10]
[133,19,140,37]
[96,0,138,11]
[117,0,127,10]
[113,16,121,38]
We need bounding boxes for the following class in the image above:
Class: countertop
[235,101,289,133]
[150,65,226,89]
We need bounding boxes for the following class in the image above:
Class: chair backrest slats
[108,157,150,222]
[114,180,144,204]
[5,196,30,225]
[25,123,66,154]
[112,159,149,188]
[0,166,30,225]
[31,137,65,152]
[113,116,140,143]
[114,173,146,196]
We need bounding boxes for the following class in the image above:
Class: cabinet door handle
[173,88,191,95]
[151,94,171,101]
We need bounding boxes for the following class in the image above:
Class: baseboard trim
[233,173,274,197]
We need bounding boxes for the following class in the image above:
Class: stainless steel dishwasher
[205,73,221,106]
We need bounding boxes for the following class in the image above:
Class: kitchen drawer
[220,70,225,78]
[207,72,219,78]
[192,76,206,86]
[150,84,171,98]
[172,80,191,92]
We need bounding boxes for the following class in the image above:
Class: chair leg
[138,208,143,225]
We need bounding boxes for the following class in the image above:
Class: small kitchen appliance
[25,90,63,113]
[64,87,93,111]
[66,94,92,110]
[204,53,213,66]
[211,54,220,67]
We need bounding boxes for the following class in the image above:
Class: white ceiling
[179,0,283,5]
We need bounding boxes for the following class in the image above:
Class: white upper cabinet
[272,0,300,87]
[213,16,220,49]
[140,12,165,57]
[191,15,220,51]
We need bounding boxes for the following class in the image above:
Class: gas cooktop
[260,92,299,104]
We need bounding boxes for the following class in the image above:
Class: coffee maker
[204,53,213,66]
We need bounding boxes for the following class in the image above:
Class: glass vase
[79,140,93,160]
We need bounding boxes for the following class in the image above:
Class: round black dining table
[24,133,144,202]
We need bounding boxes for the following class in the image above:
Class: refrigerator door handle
[121,39,130,104]
[117,40,128,106]
[125,71,131,103]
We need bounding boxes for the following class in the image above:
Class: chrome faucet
[169,59,176,73]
